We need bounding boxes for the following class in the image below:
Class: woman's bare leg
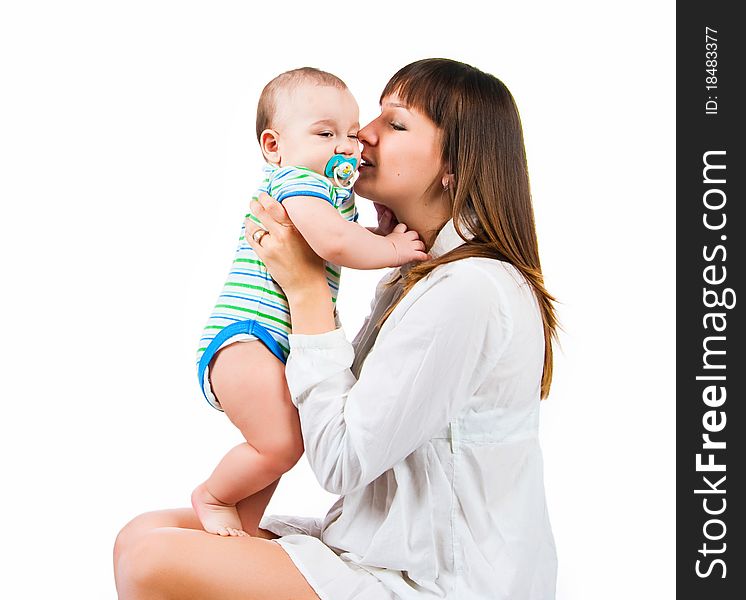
[191,341,304,536]
[114,508,316,600]
[113,505,278,579]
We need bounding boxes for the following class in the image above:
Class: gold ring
[252,228,269,244]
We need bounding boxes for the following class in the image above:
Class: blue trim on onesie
[197,319,288,409]
[276,190,334,205]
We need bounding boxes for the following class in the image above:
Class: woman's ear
[441,173,455,191]
[260,129,281,164]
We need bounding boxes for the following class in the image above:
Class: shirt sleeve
[284,263,513,495]
[333,187,358,221]
[269,166,334,205]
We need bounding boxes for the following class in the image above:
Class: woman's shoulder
[428,256,532,296]
[413,257,540,327]
[424,257,542,349]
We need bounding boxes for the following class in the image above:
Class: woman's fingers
[245,192,293,251]
[373,202,389,219]
[248,197,273,234]
[372,203,400,236]
[244,217,266,250]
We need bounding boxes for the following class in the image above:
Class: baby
[191,67,428,536]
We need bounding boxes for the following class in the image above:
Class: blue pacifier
[324,154,359,189]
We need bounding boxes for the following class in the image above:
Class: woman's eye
[318,132,333,138]
[390,122,405,131]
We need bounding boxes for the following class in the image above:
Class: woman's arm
[244,193,413,335]
[245,194,510,495]
[245,194,336,335]
[283,265,510,495]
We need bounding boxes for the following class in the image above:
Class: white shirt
[260,217,557,599]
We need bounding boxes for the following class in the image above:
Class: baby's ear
[259,129,281,164]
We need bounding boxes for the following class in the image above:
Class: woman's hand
[372,202,399,236]
[244,192,328,300]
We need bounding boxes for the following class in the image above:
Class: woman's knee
[114,529,173,595]
[114,517,145,592]
[114,512,149,565]
[114,509,198,569]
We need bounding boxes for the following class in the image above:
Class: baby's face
[273,84,361,176]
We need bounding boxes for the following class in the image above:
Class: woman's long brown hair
[377,59,559,399]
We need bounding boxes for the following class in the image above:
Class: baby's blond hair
[255,67,348,141]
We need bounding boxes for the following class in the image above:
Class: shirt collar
[262,163,349,200]
[429,215,475,259]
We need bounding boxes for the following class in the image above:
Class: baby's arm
[282,196,427,269]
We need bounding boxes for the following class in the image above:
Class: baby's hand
[385,223,430,266]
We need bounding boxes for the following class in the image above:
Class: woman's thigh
[115,507,277,559]
[115,508,202,558]
[122,525,319,600]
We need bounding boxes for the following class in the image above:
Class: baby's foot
[191,482,248,537]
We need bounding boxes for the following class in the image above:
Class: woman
[113,58,558,600]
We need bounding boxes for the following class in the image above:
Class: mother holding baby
[114,58,559,599]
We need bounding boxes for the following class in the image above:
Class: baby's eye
[348,134,359,139]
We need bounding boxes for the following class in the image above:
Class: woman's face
[355,94,444,212]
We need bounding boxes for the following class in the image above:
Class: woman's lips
[360,155,375,168]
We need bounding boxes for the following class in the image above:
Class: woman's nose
[357,122,376,146]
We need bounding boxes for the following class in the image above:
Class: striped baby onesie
[196,164,358,411]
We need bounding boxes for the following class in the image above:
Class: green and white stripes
[196,164,358,365]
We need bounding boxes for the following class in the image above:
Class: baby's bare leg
[236,476,281,536]
[191,340,304,537]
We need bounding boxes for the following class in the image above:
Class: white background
[0,1,675,598]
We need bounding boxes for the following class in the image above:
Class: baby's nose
[336,137,357,156]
